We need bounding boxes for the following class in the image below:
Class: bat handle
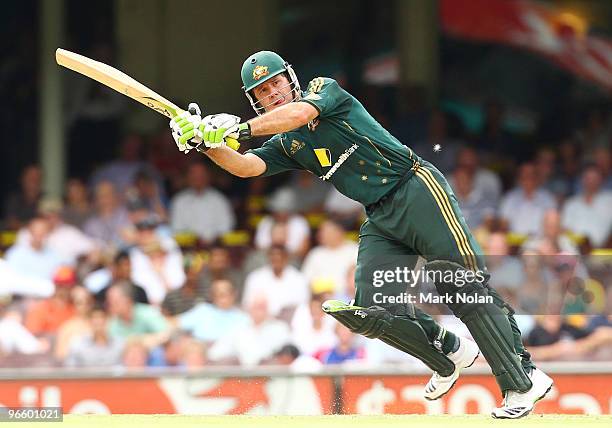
[225,138,241,151]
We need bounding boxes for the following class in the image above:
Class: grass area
[62,414,612,428]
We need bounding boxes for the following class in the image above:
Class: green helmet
[241,51,301,115]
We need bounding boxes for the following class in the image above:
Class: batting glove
[169,102,204,153]
[200,113,251,149]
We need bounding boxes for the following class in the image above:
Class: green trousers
[354,160,533,372]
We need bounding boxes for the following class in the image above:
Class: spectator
[5,217,66,281]
[243,245,309,318]
[450,167,496,231]
[286,171,331,213]
[54,286,94,361]
[591,147,612,191]
[3,164,43,230]
[291,293,337,357]
[24,266,77,336]
[208,295,290,366]
[125,169,168,222]
[106,284,169,348]
[450,146,502,204]
[0,258,54,298]
[176,279,249,343]
[243,221,300,273]
[83,181,131,249]
[254,187,310,259]
[323,186,364,227]
[62,178,93,229]
[561,166,612,248]
[272,343,322,372]
[162,254,207,316]
[523,210,579,255]
[129,217,185,305]
[16,198,96,264]
[90,134,163,196]
[0,300,50,356]
[121,338,150,368]
[197,244,244,300]
[170,162,235,244]
[499,163,556,237]
[534,148,569,201]
[412,109,464,174]
[64,304,124,367]
[301,219,358,297]
[484,232,525,291]
[85,250,149,305]
[321,324,366,364]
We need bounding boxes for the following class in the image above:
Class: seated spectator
[125,169,168,222]
[208,295,290,366]
[197,244,244,300]
[450,167,497,230]
[121,338,150,368]
[85,250,149,305]
[591,146,612,191]
[5,217,66,281]
[243,245,309,318]
[450,146,502,204]
[291,292,337,357]
[176,279,249,342]
[170,162,235,244]
[0,258,54,298]
[83,181,131,249]
[301,219,358,297]
[181,339,208,369]
[321,324,366,364]
[3,164,43,230]
[534,148,570,201]
[272,344,322,372]
[485,232,525,291]
[54,286,94,361]
[62,178,93,229]
[0,300,50,356]
[254,187,311,259]
[90,134,164,196]
[561,166,612,248]
[64,304,123,367]
[499,163,556,237]
[162,254,207,316]
[523,210,579,255]
[129,216,185,305]
[243,221,300,273]
[25,266,77,336]
[16,198,96,264]
[106,284,169,349]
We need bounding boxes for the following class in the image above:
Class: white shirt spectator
[499,188,556,236]
[243,265,309,317]
[561,191,612,247]
[16,223,96,264]
[170,188,235,242]
[290,302,337,356]
[0,311,47,354]
[301,242,358,296]
[208,318,290,366]
[129,238,186,305]
[255,215,310,254]
[0,259,54,298]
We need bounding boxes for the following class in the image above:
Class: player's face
[252,74,294,113]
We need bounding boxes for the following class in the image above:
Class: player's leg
[324,219,477,393]
[407,162,551,417]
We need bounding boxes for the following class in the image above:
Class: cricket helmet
[241,51,301,115]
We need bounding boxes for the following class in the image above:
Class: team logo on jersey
[252,65,269,80]
[313,148,332,167]
[290,139,305,155]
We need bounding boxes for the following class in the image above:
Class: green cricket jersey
[247,77,421,206]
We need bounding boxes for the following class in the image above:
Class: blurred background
[0,0,611,416]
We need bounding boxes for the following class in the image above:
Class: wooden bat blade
[55,48,240,151]
[55,48,180,119]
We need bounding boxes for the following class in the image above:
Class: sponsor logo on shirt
[290,139,305,155]
[314,148,332,167]
[319,143,359,181]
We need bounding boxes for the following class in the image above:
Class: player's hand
[200,113,251,149]
[169,102,203,153]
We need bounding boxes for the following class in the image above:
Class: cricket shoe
[424,337,480,400]
[491,368,554,419]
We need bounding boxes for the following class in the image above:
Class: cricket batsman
[169,51,553,418]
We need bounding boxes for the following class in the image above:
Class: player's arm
[246,102,318,136]
[204,147,266,178]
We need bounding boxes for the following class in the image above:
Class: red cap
[53,266,77,287]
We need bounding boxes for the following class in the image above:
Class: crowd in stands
[0,101,611,371]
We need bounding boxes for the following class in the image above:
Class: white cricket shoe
[491,368,554,419]
[424,337,480,400]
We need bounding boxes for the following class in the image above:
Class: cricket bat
[55,48,240,151]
